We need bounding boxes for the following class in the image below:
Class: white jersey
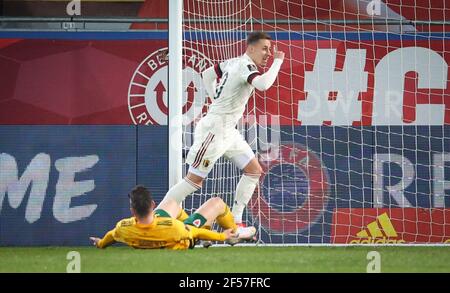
[206,53,260,128]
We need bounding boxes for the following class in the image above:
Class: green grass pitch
[0,246,449,273]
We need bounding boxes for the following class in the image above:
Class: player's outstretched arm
[187,225,236,242]
[222,228,238,240]
[251,46,284,91]
[89,229,116,249]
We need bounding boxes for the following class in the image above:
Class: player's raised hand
[273,46,285,61]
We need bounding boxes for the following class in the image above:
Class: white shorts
[186,116,255,178]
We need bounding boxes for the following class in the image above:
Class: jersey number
[214,72,229,100]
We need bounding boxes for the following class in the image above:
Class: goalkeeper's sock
[165,178,201,204]
[232,174,260,223]
[216,205,237,231]
[176,208,189,222]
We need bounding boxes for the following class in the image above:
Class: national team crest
[249,142,330,233]
[192,219,202,227]
[203,159,210,168]
[128,47,213,125]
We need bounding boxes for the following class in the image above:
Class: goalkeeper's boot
[226,226,257,246]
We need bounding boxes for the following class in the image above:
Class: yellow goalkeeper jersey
[97,215,226,250]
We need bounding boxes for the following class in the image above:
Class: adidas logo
[350,212,405,244]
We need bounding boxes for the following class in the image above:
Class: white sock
[164,178,201,204]
[232,174,260,223]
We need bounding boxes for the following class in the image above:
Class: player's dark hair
[247,31,272,45]
[129,185,153,218]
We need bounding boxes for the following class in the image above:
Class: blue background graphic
[0,125,167,245]
[1,125,449,245]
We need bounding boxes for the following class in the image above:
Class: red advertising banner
[259,37,450,126]
[0,38,166,124]
[0,34,449,125]
[332,208,450,244]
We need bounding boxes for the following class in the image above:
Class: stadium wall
[0,32,449,245]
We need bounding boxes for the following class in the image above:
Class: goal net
[180,0,450,245]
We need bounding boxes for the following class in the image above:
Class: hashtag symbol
[298,49,368,125]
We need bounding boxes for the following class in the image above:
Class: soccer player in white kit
[160,32,284,237]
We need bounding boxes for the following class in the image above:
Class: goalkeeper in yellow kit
[90,185,256,249]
